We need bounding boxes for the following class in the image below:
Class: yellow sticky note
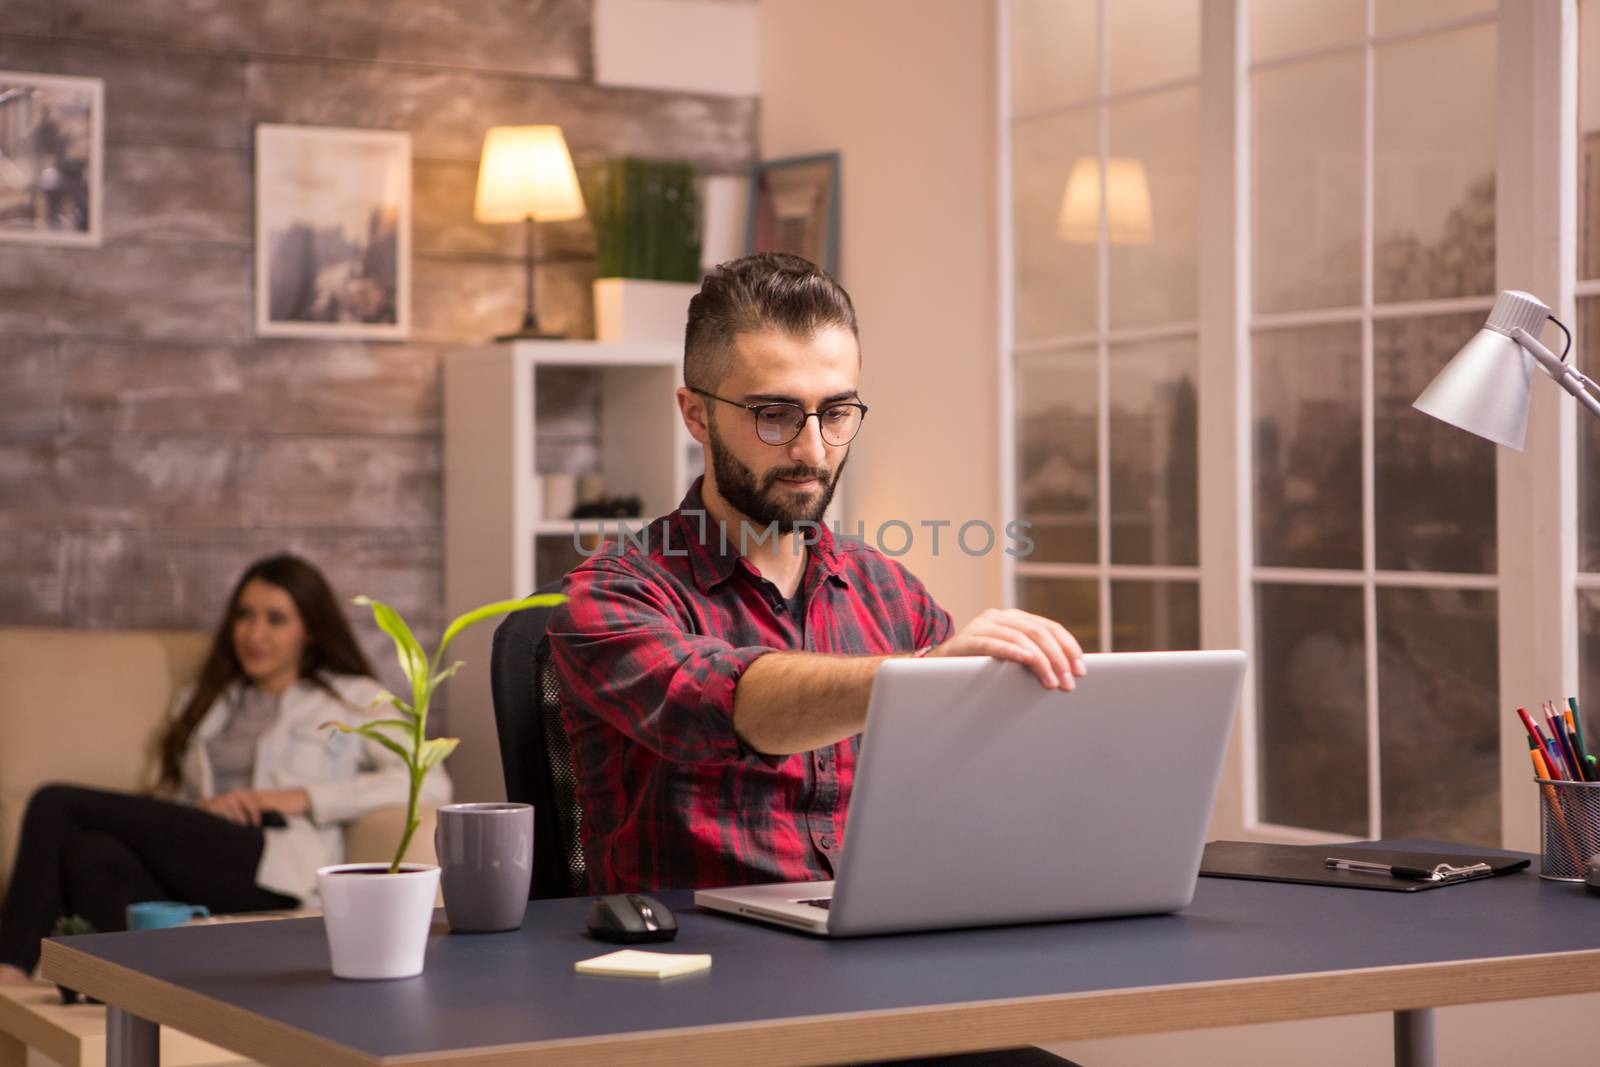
[574,949,712,979]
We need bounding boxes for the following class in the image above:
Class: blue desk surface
[41,842,1600,1063]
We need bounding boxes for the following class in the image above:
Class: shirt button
[816,756,831,772]
[820,836,836,850]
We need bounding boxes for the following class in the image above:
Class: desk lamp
[474,125,586,341]
[1412,290,1592,450]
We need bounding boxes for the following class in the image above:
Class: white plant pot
[593,278,700,344]
[316,862,440,980]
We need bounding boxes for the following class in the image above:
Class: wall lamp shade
[1059,157,1153,245]
[473,125,585,223]
[1413,290,1600,452]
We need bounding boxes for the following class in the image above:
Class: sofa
[0,626,438,904]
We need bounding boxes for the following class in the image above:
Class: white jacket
[175,674,452,906]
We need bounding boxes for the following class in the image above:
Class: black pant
[0,784,297,973]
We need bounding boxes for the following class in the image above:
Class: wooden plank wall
[0,0,756,698]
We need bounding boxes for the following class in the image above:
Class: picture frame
[0,70,104,247]
[255,124,411,340]
[745,152,840,277]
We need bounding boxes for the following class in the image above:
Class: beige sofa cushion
[0,627,210,894]
[0,626,439,901]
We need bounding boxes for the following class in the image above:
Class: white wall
[759,0,1003,626]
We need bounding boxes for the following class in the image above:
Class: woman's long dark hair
[157,554,375,792]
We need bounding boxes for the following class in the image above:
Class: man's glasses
[688,386,869,447]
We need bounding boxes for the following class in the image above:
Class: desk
[39,845,1600,1067]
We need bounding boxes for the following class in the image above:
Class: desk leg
[1394,1007,1434,1067]
[106,1006,158,1067]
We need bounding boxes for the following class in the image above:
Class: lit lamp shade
[1412,290,1548,452]
[473,125,586,224]
[1058,157,1153,245]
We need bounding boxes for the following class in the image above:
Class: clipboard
[1200,840,1530,892]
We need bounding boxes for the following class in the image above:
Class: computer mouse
[586,893,679,943]
[1585,854,1600,896]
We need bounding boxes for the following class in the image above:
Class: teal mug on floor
[126,900,210,930]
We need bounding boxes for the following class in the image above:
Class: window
[1002,0,1520,846]
[1004,0,1202,655]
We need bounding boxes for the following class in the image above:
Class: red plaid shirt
[548,479,952,894]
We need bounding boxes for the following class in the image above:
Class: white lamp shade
[473,125,586,223]
[1412,326,1534,452]
[1058,157,1153,245]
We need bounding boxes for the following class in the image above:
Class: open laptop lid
[825,650,1246,936]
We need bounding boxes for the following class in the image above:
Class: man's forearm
[731,651,897,755]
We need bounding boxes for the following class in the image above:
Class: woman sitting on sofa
[0,553,451,982]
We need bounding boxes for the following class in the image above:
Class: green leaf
[418,736,460,772]
[367,690,416,719]
[355,595,428,690]
[422,660,463,705]
[438,594,567,660]
[362,718,417,740]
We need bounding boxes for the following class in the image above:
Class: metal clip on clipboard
[1324,857,1494,882]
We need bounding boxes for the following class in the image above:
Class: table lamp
[1412,290,1593,450]
[1059,157,1153,245]
[474,125,586,341]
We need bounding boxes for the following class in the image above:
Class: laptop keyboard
[796,897,832,910]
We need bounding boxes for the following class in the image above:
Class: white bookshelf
[443,340,693,801]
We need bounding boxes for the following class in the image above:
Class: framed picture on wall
[255,124,411,340]
[0,71,104,247]
[746,152,840,277]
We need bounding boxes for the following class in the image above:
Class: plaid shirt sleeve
[902,561,954,651]
[548,558,780,766]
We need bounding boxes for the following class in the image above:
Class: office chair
[489,579,587,899]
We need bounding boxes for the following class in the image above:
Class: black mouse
[586,893,678,943]
[1586,854,1600,896]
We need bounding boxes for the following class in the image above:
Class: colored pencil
[1554,706,1586,782]
[1569,697,1592,775]
[1547,706,1580,780]
[1518,707,1565,780]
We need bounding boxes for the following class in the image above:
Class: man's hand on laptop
[926,609,1087,690]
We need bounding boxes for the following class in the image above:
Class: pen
[1529,737,1550,779]
[1571,697,1592,773]
[1324,858,1492,881]
[1325,857,1438,880]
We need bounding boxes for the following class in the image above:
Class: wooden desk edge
[42,942,373,1067]
[43,941,1600,1067]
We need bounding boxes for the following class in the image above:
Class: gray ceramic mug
[434,802,534,933]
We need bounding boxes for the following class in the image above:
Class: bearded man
[547,252,1086,894]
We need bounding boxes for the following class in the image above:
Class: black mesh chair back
[489,580,587,898]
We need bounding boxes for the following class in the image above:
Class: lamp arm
[1510,326,1600,424]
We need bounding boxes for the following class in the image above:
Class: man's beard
[708,425,846,534]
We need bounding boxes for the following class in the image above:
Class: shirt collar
[672,477,849,594]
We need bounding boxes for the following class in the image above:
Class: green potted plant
[584,157,702,343]
[315,591,565,980]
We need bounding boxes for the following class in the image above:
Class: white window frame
[999,0,1579,849]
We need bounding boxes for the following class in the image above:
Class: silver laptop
[695,650,1246,937]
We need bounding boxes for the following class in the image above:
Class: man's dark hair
[684,252,858,391]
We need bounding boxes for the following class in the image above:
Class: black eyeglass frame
[687,386,870,446]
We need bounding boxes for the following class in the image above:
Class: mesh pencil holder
[1535,777,1600,881]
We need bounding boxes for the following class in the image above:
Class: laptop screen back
[827,651,1246,936]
